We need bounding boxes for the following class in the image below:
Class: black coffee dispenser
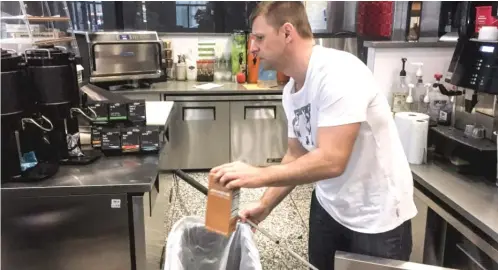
[1,49,58,183]
[24,45,101,165]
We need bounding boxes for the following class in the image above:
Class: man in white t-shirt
[211,2,417,269]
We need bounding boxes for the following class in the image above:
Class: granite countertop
[112,81,284,95]
[411,163,498,243]
[1,155,159,198]
[364,40,457,49]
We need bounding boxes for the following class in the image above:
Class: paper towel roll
[407,119,429,164]
[394,112,430,164]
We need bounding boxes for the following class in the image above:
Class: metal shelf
[1,15,71,22]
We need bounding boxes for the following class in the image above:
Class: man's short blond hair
[250,1,313,39]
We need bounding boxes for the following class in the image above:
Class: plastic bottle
[430,73,452,125]
[411,62,427,113]
[392,58,410,113]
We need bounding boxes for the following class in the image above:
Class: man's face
[250,16,287,71]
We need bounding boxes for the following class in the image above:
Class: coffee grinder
[1,49,58,183]
[24,45,101,165]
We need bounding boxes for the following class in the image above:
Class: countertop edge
[1,178,156,198]
[411,168,498,243]
[114,89,284,95]
[364,41,457,49]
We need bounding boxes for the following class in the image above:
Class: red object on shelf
[357,1,394,38]
[475,6,498,33]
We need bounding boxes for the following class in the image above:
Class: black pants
[308,190,412,270]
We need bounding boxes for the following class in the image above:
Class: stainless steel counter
[1,155,159,198]
[363,40,457,49]
[112,81,284,95]
[411,163,498,243]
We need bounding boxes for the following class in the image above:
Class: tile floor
[153,172,314,270]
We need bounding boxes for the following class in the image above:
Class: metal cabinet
[230,100,287,167]
[1,194,132,270]
[162,100,230,170]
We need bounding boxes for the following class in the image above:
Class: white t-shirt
[282,45,417,234]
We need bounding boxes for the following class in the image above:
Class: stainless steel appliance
[87,31,163,83]
[230,100,287,166]
[311,1,359,57]
[430,38,498,184]
[160,95,287,170]
[161,96,230,170]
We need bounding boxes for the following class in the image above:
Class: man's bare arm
[261,123,360,187]
[259,138,307,210]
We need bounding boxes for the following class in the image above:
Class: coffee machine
[430,38,498,183]
[23,45,101,165]
[1,49,58,183]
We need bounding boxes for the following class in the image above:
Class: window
[68,1,103,31]
[175,1,213,30]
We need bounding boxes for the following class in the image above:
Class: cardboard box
[205,172,240,237]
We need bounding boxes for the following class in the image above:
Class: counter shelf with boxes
[88,99,160,156]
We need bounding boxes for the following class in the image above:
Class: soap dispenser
[411,62,426,113]
[392,58,410,113]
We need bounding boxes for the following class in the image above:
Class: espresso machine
[1,49,58,183]
[23,45,101,166]
[430,38,498,183]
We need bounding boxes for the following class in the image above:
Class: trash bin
[163,216,263,270]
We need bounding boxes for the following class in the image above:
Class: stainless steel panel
[325,1,358,33]
[92,43,161,76]
[162,101,230,170]
[1,194,132,270]
[414,188,498,263]
[183,107,215,121]
[420,2,442,41]
[245,106,276,120]
[411,192,429,263]
[132,196,147,270]
[391,2,410,41]
[315,37,359,57]
[334,251,458,270]
[230,101,287,167]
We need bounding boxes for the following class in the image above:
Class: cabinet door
[164,101,230,169]
[230,101,287,166]
[1,194,131,270]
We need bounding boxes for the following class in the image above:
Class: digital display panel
[480,46,495,53]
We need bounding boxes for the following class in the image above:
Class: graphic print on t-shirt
[292,103,313,146]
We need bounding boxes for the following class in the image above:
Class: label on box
[140,127,159,152]
[121,127,140,152]
[101,128,121,150]
[89,103,108,122]
[109,103,127,121]
[91,126,103,148]
[128,101,146,122]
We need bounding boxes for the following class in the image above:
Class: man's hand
[211,161,266,189]
[238,201,272,233]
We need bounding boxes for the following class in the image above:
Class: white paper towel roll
[407,119,429,164]
[394,112,430,164]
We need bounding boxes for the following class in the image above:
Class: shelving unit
[0,1,79,55]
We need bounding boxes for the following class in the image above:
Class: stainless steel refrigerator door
[230,101,287,166]
[163,101,230,170]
